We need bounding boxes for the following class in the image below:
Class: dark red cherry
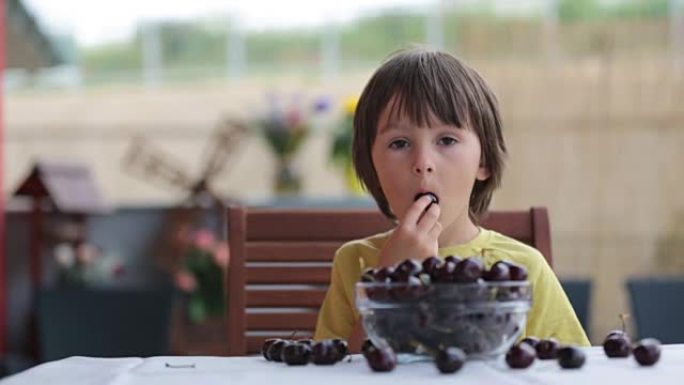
[536,338,560,359]
[331,339,349,361]
[506,342,536,369]
[361,339,376,355]
[435,347,466,373]
[262,338,279,360]
[360,268,375,283]
[633,338,661,366]
[603,335,632,358]
[444,255,462,264]
[267,339,288,362]
[421,256,442,275]
[453,258,485,283]
[282,342,311,365]
[396,259,422,277]
[364,346,396,372]
[414,192,439,205]
[606,329,627,339]
[432,261,456,283]
[504,261,528,281]
[374,267,394,282]
[557,346,586,369]
[520,336,541,349]
[311,340,338,365]
[483,261,511,281]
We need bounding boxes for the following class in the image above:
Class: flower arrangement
[254,93,330,194]
[174,228,230,323]
[330,96,365,195]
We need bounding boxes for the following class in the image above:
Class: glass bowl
[356,280,532,362]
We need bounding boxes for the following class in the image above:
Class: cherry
[331,339,349,360]
[603,335,632,358]
[536,338,560,359]
[262,338,279,360]
[444,255,462,265]
[311,340,339,365]
[364,346,397,372]
[557,346,586,369]
[453,258,485,283]
[361,339,376,355]
[360,268,375,283]
[432,261,456,283]
[267,339,288,362]
[606,329,627,339]
[422,256,442,275]
[282,342,311,366]
[506,342,536,369]
[633,338,661,366]
[414,192,439,205]
[503,261,528,281]
[520,336,541,349]
[374,267,394,282]
[435,347,466,373]
[483,261,511,281]
[396,259,422,278]
[390,275,424,300]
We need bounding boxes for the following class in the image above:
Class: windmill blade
[122,136,196,191]
[199,118,249,182]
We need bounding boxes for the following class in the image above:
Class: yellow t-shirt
[314,228,590,346]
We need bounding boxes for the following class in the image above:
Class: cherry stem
[619,313,630,333]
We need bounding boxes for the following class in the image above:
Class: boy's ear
[476,163,491,181]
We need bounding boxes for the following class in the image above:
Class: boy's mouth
[414,192,439,205]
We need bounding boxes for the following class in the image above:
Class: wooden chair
[226,206,553,356]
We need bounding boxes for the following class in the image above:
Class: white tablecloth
[3,345,684,385]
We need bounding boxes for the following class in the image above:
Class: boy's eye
[388,139,409,149]
[438,137,458,146]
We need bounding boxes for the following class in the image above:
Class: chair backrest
[37,287,174,362]
[627,278,684,343]
[560,279,592,337]
[226,206,552,355]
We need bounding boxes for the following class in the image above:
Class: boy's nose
[414,165,434,174]
[413,155,435,174]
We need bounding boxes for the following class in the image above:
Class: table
[3,345,684,385]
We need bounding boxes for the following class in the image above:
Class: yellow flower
[344,96,359,116]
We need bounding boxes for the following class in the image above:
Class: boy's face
[371,101,490,231]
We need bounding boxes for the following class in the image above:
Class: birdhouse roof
[13,160,110,214]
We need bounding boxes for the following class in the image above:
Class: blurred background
[3,0,684,374]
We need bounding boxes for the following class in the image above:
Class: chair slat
[481,211,533,245]
[246,210,394,241]
[246,242,342,262]
[247,312,319,331]
[247,289,327,307]
[247,266,331,285]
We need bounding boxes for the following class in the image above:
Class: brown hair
[352,47,507,222]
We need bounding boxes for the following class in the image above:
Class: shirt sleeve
[525,254,591,346]
[313,245,359,341]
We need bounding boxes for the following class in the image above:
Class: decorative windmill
[122,117,248,272]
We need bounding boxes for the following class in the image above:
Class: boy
[314,47,589,348]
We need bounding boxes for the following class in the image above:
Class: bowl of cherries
[356,256,532,362]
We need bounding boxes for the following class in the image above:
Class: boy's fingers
[404,195,435,226]
[417,201,440,232]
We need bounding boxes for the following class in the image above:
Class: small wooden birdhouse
[13,160,109,287]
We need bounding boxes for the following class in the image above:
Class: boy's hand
[378,195,442,266]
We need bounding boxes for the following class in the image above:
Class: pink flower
[175,270,197,292]
[193,229,215,251]
[213,243,230,268]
